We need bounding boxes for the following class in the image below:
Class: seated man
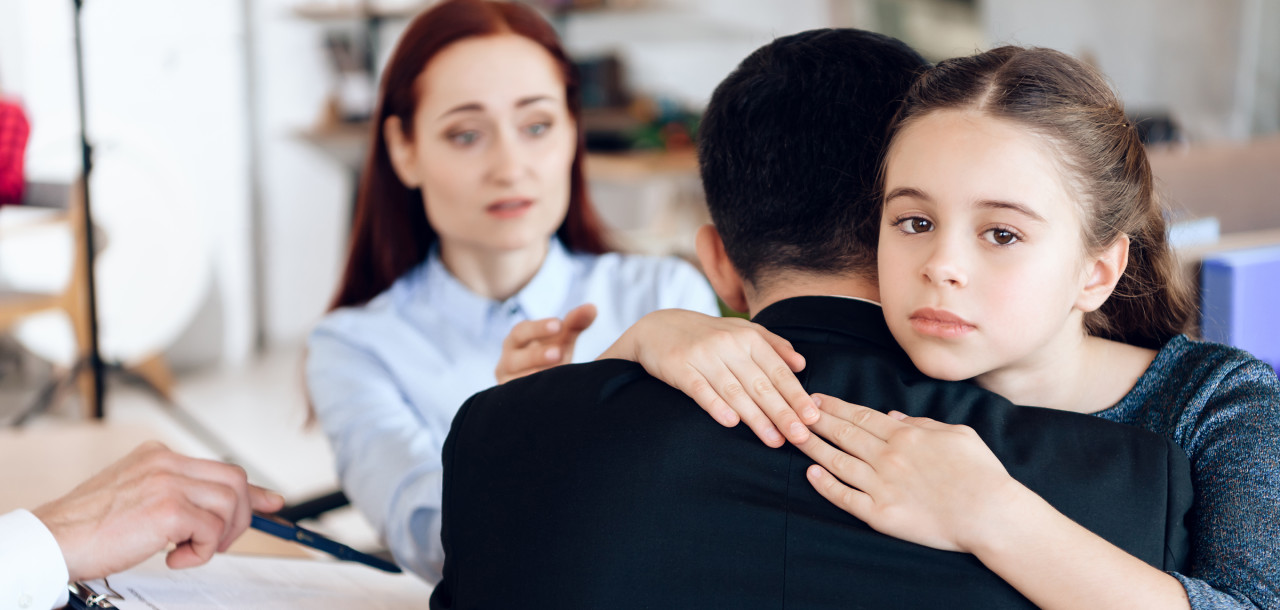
[0,442,283,609]
[429,29,1191,609]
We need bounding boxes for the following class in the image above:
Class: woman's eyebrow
[438,102,484,120]
[516,95,554,108]
[437,95,556,120]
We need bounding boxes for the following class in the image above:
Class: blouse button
[18,593,32,608]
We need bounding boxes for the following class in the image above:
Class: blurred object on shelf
[324,30,376,123]
[573,52,698,153]
[1130,110,1186,146]
[298,121,372,171]
[578,54,629,110]
[627,95,698,151]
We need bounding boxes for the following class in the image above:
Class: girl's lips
[486,198,533,219]
[909,307,976,338]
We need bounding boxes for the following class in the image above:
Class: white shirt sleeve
[0,510,70,609]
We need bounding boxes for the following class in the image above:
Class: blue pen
[250,512,402,573]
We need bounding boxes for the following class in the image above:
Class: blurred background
[0,0,1276,549]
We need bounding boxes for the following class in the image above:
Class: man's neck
[745,274,880,317]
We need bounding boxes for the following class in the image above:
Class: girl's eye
[895,216,933,234]
[524,122,551,137]
[984,228,1021,246]
[449,130,480,146]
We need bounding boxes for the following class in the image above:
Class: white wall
[0,0,256,369]
[982,0,1279,141]
[563,0,830,108]
[247,0,351,349]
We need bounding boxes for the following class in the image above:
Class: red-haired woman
[305,0,717,581]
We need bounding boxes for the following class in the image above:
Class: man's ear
[383,116,422,188]
[1076,233,1130,313]
[695,224,749,313]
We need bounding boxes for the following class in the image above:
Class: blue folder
[1200,245,1280,373]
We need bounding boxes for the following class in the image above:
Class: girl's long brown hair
[329,0,609,311]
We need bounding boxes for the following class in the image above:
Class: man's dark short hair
[698,29,927,285]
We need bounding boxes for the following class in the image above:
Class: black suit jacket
[430,297,1193,609]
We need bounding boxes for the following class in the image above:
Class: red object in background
[0,98,31,206]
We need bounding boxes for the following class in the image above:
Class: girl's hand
[598,308,818,447]
[495,303,597,384]
[797,393,1025,553]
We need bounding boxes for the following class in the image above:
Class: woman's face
[387,34,576,257]
[877,109,1101,383]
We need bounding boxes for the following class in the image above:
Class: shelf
[297,123,374,171]
[292,2,430,21]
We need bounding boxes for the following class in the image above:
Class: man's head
[695,28,927,311]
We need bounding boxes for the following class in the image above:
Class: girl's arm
[597,308,818,447]
[798,394,1190,609]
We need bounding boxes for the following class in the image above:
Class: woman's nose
[487,132,524,185]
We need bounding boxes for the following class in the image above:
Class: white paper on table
[75,553,433,610]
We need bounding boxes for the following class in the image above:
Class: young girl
[610,47,1278,608]
[306,0,717,581]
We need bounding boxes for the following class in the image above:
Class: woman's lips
[486,198,533,219]
[909,307,976,338]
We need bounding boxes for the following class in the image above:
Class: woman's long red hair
[329,0,609,311]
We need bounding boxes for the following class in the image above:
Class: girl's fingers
[719,347,809,444]
[761,331,806,373]
[806,464,875,519]
[812,394,907,441]
[697,358,785,447]
[795,426,879,490]
[670,365,742,429]
[806,411,887,468]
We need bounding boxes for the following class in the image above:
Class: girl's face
[386,34,576,257]
[878,109,1107,383]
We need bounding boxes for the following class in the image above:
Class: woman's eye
[984,228,1020,245]
[524,122,551,137]
[898,217,933,234]
[449,130,480,146]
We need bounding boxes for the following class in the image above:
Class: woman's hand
[796,394,1023,553]
[496,304,597,384]
[598,308,818,448]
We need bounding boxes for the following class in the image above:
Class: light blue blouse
[306,238,719,582]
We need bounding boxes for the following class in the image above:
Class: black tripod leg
[11,359,87,427]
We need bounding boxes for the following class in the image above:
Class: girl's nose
[921,238,968,288]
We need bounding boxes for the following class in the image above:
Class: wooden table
[0,422,309,558]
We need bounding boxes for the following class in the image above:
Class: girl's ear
[1076,234,1130,313]
[384,116,422,188]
